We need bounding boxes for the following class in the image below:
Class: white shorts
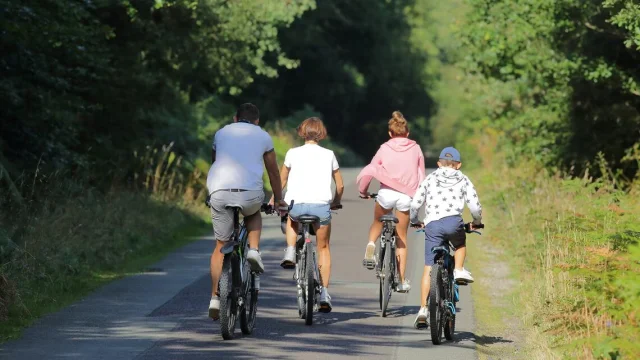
[376,188,412,212]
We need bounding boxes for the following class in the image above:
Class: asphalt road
[0,168,478,360]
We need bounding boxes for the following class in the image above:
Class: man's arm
[332,169,344,206]
[464,176,483,224]
[263,150,283,202]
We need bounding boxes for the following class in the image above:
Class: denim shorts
[288,203,331,226]
[424,215,466,266]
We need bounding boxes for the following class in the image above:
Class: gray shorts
[424,215,466,266]
[209,190,264,241]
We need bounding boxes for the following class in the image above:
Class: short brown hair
[388,111,409,137]
[297,117,327,142]
[236,103,260,122]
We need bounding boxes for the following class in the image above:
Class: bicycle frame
[376,221,397,276]
[295,222,320,299]
[432,244,458,317]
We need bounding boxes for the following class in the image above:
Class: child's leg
[421,222,441,307]
[454,245,466,270]
[420,265,431,307]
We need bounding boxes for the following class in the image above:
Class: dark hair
[297,117,327,142]
[236,103,260,122]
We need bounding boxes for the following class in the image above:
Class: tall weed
[468,131,640,359]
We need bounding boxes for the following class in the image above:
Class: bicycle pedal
[414,321,428,330]
[455,279,469,286]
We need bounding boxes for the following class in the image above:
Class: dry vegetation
[468,131,640,359]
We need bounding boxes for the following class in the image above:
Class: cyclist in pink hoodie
[357,111,425,293]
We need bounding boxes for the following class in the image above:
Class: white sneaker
[280,246,296,269]
[414,306,428,329]
[208,296,220,320]
[247,248,265,273]
[396,279,411,293]
[454,268,474,283]
[319,287,332,313]
[362,242,376,269]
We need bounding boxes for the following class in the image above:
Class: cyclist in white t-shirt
[206,103,287,321]
[271,117,344,312]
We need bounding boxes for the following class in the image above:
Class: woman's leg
[286,216,298,248]
[395,209,410,282]
[315,223,331,287]
[368,202,392,243]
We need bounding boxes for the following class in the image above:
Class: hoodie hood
[433,167,464,188]
[383,137,417,152]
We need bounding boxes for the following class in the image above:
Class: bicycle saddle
[379,214,399,223]
[431,245,449,253]
[296,214,320,223]
[225,204,243,210]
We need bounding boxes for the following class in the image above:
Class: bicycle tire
[444,313,455,340]
[304,243,315,325]
[429,263,444,344]
[378,245,384,310]
[381,241,393,317]
[296,248,306,319]
[444,274,456,340]
[219,254,237,340]
[240,259,258,335]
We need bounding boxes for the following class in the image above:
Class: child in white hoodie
[409,147,483,328]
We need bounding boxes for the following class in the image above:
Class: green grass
[0,189,210,343]
[466,132,640,359]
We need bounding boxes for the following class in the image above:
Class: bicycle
[421,222,484,345]
[289,200,342,325]
[362,193,401,317]
[205,197,278,340]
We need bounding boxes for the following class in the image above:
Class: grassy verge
[466,132,640,359]
[0,188,209,343]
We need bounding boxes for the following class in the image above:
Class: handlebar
[260,203,288,215]
[413,222,485,234]
[360,193,377,199]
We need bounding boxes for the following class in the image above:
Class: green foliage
[425,0,640,180]
[468,132,640,358]
[241,0,435,159]
[0,0,314,181]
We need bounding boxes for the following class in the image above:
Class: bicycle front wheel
[429,263,444,345]
[219,254,238,340]
[381,243,393,317]
[304,244,315,325]
[240,258,258,335]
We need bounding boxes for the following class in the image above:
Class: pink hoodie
[357,137,426,197]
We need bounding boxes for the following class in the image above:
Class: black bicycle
[206,198,276,340]
[425,222,484,345]
[290,201,342,325]
[362,193,400,317]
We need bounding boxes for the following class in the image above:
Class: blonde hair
[297,117,327,142]
[388,111,409,137]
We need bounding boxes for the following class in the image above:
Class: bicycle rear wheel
[429,263,444,344]
[444,277,456,340]
[240,258,258,335]
[381,242,393,317]
[296,247,306,319]
[219,254,237,340]
[304,244,315,325]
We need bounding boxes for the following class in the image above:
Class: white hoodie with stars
[409,167,483,226]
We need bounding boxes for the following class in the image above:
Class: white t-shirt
[283,144,339,205]
[206,122,274,193]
